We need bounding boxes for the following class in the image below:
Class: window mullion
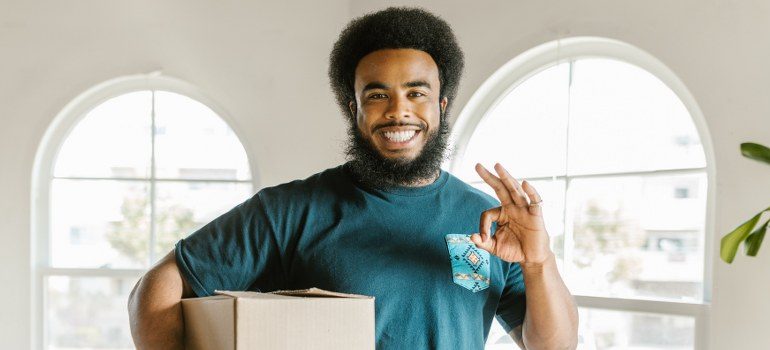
[149,90,158,266]
[40,267,146,278]
[574,294,706,316]
[465,166,708,187]
[562,60,574,274]
[51,176,252,183]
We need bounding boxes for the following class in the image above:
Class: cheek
[357,105,383,130]
[355,113,378,140]
[418,102,442,128]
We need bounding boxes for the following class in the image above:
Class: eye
[408,91,426,97]
[368,93,387,99]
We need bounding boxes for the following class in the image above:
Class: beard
[345,116,451,189]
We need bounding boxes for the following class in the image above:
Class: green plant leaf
[744,220,769,257]
[721,207,770,263]
[741,143,770,166]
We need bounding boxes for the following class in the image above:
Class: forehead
[354,49,440,88]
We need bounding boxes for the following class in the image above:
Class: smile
[376,127,423,151]
[383,130,418,143]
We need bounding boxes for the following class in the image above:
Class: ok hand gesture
[470,163,553,266]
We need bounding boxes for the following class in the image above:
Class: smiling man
[129,7,577,350]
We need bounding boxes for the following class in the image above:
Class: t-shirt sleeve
[174,192,285,297]
[495,261,527,333]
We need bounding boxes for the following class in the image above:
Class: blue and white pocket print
[445,234,490,292]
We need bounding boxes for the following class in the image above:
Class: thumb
[471,233,495,253]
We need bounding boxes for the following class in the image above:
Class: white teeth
[383,130,416,142]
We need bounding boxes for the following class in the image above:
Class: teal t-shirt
[175,162,526,349]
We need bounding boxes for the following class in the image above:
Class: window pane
[456,62,569,181]
[51,179,149,269]
[152,181,254,263]
[578,308,694,349]
[566,173,706,301]
[567,59,706,175]
[55,91,152,179]
[47,275,137,350]
[154,91,251,180]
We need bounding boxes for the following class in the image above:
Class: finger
[493,163,529,207]
[521,180,543,216]
[479,207,501,242]
[475,163,513,205]
[471,232,496,253]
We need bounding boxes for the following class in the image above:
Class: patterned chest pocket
[445,234,490,292]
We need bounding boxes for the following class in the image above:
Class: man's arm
[128,250,194,350]
[512,253,578,350]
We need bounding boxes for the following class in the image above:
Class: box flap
[214,287,373,299]
[269,287,373,299]
[213,290,292,299]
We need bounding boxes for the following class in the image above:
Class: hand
[470,163,552,266]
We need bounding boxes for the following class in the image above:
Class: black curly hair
[328,7,465,123]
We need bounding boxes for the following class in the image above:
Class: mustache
[372,121,427,133]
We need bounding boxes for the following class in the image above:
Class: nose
[384,95,412,120]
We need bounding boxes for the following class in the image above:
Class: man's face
[350,49,448,163]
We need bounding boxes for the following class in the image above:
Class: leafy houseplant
[720,143,770,263]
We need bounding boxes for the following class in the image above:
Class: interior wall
[348,1,770,349]
[2,0,770,349]
[0,2,349,349]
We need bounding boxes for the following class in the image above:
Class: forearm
[520,253,578,350]
[128,252,190,350]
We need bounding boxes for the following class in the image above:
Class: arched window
[450,38,713,350]
[32,75,256,349]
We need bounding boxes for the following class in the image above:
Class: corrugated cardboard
[181,287,375,350]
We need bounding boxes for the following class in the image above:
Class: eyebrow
[362,80,433,93]
[362,82,389,92]
[403,80,432,89]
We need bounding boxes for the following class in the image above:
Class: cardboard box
[181,288,375,350]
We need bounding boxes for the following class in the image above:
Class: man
[129,7,577,350]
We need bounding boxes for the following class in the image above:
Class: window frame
[31,74,260,350]
[448,37,715,350]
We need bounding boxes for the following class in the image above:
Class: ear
[440,97,448,117]
[348,100,357,119]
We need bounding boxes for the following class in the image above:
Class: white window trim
[30,73,260,350]
[447,37,716,349]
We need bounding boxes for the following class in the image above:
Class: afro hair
[328,7,465,123]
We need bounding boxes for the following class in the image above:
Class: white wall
[2,0,769,349]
